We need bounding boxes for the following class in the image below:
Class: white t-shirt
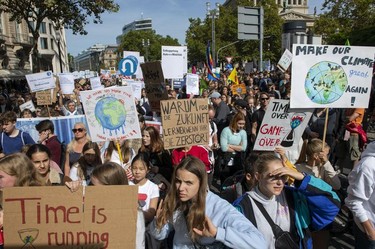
[130,179,159,211]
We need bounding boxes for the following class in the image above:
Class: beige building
[0,12,68,85]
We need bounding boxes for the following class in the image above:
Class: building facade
[116,18,152,44]
[0,12,69,87]
[74,44,107,71]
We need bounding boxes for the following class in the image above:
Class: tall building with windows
[74,44,107,71]
[0,12,69,85]
[116,18,152,44]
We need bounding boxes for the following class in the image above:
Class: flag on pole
[206,41,219,80]
[228,68,239,85]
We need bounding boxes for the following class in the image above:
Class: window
[49,23,53,34]
[50,38,54,50]
[0,14,3,34]
[40,22,46,34]
[40,37,48,49]
[28,21,34,32]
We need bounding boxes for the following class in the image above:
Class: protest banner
[161,46,188,79]
[36,89,53,106]
[290,44,374,108]
[140,61,168,112]
[277,49,293,72]
[19,100,36,112]
[186,73,200,95]
[59,73,75,94]
[254,99,313,151]
[25,71,56,92]
[160,98,209,149]
[4,185,138,249]
[80,86,142,142]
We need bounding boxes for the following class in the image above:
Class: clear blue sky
[66,0,324,56]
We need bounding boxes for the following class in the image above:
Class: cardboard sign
[140,61,168,111]
[277,49,293,72]
[160,98,209,149]
[254,99,313,151]
[4,186,138,249]
[80,86,142,142]
[36,89,53,106]
[25,71,56,92]
[290,44,375,108]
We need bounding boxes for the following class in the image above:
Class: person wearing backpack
[0,111,35,156]
[234,153,341,249]
[35,120,63,167]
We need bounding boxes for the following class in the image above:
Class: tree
[0,0,119,72]
[314,0,375,45]
[118,30,180,61]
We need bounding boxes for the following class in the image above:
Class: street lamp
[142,38,150,62]
[55,30,63,73]
[206,2,220,67]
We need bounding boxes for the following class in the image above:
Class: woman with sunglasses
[64,122,90,176]
[69,141,102,186]
[234,153,341,249]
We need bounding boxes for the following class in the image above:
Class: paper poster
[161,46,188,79]
[277,49,293,72]
[254,99,313,151]
[19,100,36,112]
[89,76,102,90]
[290,44,374,108]
[4,186,138,249]
[140,61,168,111]
[160,98,209,149]
[25,71,55,92]
[80,86,142,142]
[128,81,145,100]
[186,74,200,95]
[59,73,75,94]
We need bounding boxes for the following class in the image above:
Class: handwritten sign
[277,49,293,72]
[25,71,55,92]
[254,99,312,151]
[160,98,209,149]
[4,186,138,249]
[80,86,142,142]
[290,44,374,108]
[36,89,53,106]
[140,61,168,111]
[89,76,102,90]
[19,100,36,112]
[186,74,200,95]
[59,73,75,94]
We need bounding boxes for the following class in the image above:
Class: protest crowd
[0,62,374,249]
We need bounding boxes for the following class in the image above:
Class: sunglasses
[253,88,259,90]
[72,128,85,133]
[260,97,269,101]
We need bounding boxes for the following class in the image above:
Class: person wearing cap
[210,91,230,140]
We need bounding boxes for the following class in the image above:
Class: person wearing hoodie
[234,153,340,249]
[345,141,375,249]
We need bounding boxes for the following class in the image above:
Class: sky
[66,0,325,56]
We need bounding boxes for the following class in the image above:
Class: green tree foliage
[0,0,119,72]
[314,0,375,45]
[185,0,283,66]
[117,30,180,61]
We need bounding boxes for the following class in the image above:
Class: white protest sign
[89,76,102,89]
[19,100,36,112]
[80,86,142,142]
[290,44,375,108]
[129,81,145,100]
[186,74,200,95]
[254,99,313,151]
[161,46,187,79]
[277,49,293,72]
[58,73,75,94]
[25,71,55,92]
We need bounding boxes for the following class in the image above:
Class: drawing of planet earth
[95,97,126,131]
[305,61,348,104]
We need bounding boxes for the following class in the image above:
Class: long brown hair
[104,140,132,164]
[91,162,128,185]
[140,126,164,153]
[156,156,207,242]
[229,112,245,133]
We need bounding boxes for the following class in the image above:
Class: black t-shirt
[251,108,266,135]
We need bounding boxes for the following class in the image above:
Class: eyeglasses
[72,128,85,133]
[260,97,269,101]
[253,88,259,90]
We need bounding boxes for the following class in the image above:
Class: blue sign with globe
[95,97,127,136]
[305,61,348,104]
